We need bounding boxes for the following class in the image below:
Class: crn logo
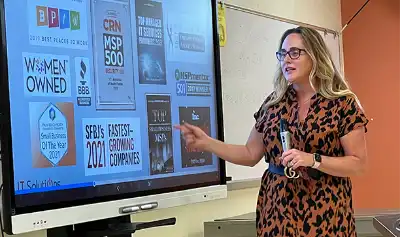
[36,6,80,30]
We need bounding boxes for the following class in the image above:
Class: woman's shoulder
[256,91,281,113]
[326,93,369,136]
[253,91,281,132]
[334,93,365,113]
[262,91,277,106]
[320,93,363,112]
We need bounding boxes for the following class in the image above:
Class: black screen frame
[0,0,226,231]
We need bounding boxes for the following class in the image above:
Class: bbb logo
[36,6,80,30]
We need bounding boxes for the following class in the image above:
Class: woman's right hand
[174,123,211,151]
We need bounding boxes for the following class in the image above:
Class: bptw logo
[36,6,80,30]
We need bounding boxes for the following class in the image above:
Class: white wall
[226,0,342,31]
[7,1,342,237]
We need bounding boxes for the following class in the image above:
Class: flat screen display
[2,0,223,213]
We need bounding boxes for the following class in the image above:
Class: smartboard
[219,5,341,182]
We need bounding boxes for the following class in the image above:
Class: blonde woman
[176,26,368,236]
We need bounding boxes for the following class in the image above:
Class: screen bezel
[0,0,225,224]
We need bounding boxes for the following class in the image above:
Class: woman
[176,26,368,236]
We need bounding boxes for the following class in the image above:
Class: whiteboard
[219,6,341,182]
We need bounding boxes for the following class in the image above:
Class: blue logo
[176,81,186,96]
[49,107,56,121]
[59,9,70,29]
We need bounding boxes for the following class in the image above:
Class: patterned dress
[253,85,369,237]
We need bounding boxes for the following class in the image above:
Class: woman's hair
[266,26,357,107]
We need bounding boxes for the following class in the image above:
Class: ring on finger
[288,160,293,167]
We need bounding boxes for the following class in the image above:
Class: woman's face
[278,33,313,84]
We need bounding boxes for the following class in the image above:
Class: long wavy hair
[266,26,358,107]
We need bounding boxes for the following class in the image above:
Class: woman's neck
[291,82,315,102]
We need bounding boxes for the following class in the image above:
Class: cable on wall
[341,0,371,33]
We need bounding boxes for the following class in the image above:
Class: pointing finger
[175,124,190,134]
[184,122,198,130]
[173,124,182,130]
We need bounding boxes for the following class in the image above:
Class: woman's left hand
[281,149,314,169]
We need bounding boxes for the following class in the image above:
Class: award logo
[38,104,68,166]
[28,1,88,49]
[146,94,174,175]
[82,117,142,176]
[164,0,210,64]
[29,102,76,168]
[22,52,71,97]
[75,57,92,106]
[91,0,136,110]
[179,107,213,168]
[136,0,166,85]
[175,69,211,97]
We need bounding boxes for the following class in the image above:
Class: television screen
[0,0,225,233]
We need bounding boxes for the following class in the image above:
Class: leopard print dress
[253,85,369,237]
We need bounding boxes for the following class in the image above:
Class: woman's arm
[282,127,367,177]
[177,94,272,167]
[315,127,368,176]
[282,95,369,177]
[206,126,265,167]
[316,96,370,177]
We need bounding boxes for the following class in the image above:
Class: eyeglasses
[276,48,306,61]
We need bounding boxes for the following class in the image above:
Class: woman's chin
[285,76,297,83]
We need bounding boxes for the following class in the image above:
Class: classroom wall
[8,1,343,237]
[340,0,400,209]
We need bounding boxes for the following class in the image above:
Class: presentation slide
[4,0,220,207]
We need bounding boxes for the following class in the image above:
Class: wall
[341,0,400,209]
[7,1,342,237]
[226,0,342,31]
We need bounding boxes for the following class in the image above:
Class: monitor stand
[47,215,176,237]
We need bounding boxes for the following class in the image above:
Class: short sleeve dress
[253,85,369,237]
